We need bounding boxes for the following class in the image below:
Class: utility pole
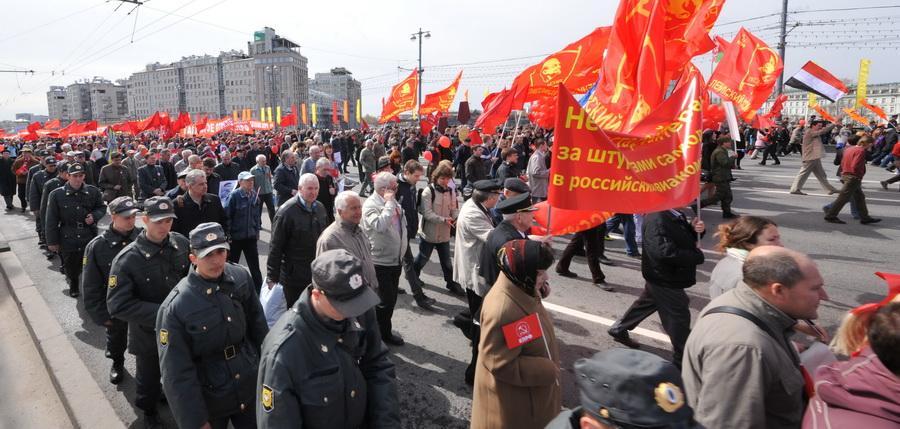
[410,28,430,121]
[776,0,789,96]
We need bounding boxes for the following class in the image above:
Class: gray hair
[184,169,206,186]
[743,251,804,289]
[255,154,267,163]
[298,172,319,188]
[187,154,201,164]
[315,157,332,171]
[334,190,360,214]
[181,149,193,159]
[374,172,397,192]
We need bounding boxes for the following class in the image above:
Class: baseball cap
[109,196,140,217]
[237,171,254,182]
[189,222,230,258]
[311,249,380,318]
[143,196,177,222]
[575,349,699,428]
[496,192,537,214]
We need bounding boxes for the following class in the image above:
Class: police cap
[495,192,537,214]
[67,162,85,175]
[503,178,529,194]
[109,196,140,217]
[189,222,229,258]
[143,196,177,222]
[311,249,381,318]
[472,179,502,193]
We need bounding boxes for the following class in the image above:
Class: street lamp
[410,28,430,120]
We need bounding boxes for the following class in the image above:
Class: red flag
[707,28,783,121]
[420,113,438,136]
[468,129,483,146]
[379,70,419,123]
[301,103,308,125]
[548,77,702,213]
[361,119,370,131]
[583,0,668,132]
[343,100,350,123]
[501,313,543,349]
[280,113,298,127]
[474,86,525,133]
[57,120,79,138]
[135,112,162,133]
[332,101,339,125]
[43,119,61,130]
[532,202,611,236]
[26,122,42,134]
[195,115,209,132]
[512,27,612,102]
[843,108,869,126]
[662,0,725,77]
[170,112,192,133]
[420,71,463,116]
[766,94,788,118]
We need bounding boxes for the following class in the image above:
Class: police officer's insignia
[349,274,363,290]
[82,256,87,265]
[654,382,685,413]
[159,202,169,210]
[205,232,217,241]
[125,201,134,207]
[261,385,274,412]
[159,329,168,346]
[108,275,117,288]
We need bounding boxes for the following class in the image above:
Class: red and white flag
[785,61,848,103]
[502,313,543,349]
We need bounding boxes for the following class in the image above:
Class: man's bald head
[743,246,826,320]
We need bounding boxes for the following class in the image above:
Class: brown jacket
[11,157,38,184]
[471,273,560,429]
[97,163,131,202]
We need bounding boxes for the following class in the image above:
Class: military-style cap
[109,196,140,217]
[36,150,49,157]
[503,178,530,194]
[472,179,502,192]
[109,151,122,159]
[21,145,33,153]
[44,157,57,166]
[75,150,87,157]
[311,249,380,318]
[57,161,68,171]
[575,349,698,428]
[66,151,78,157]
[143,196,177,222]
[189,222,229,258]
[237,171,254,182]
[496,192,537,214]
[68,162,85,175]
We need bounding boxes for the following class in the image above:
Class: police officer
[545,348,702,429]
[45,162,106,297]
[157,222,269,429]
[257,249,400,428]
[29,156,58,247]
[40,161,68,262]
[81,196,141,385]
[107,196,190,428]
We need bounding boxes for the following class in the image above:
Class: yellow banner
[356,99,362,124]
[311,103,317,125]
[259,108,264,121]
[266,107,273,123]
[856,59,871,107]
[276,106,282,124]
[807,93,817,108]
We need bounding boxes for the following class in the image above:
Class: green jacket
[709,146,733,183]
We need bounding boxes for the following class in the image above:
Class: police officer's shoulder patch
[108,275,117,288]
[159,329,168,346]
[261,384,274,412]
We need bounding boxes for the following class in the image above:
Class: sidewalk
[0,270,73,428]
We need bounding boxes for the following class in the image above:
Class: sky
[1,0,899,121]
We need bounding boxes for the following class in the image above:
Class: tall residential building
[46,86,69,122]
[249,27,308,120]
[310,67,361,126]
[89,78,128,123]
[67,82,92,121]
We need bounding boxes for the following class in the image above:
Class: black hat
[575,349,697,428]
[1,148,9,154]
[143,196,177,222]
[177,169,189,179]
[503,178,529,194]
[67,162,85,175]
[109,196,140,217]
[496,192,537,214]
[44,157,57,166]
[472,179,502,192]
[376,156,391,171]
[57,161,68,171]
[189,222,230,258]
[311,249,381,318]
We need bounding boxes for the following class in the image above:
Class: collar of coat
[494,272,541,313]
[295,287,365,337]
[338,219,361,233]
[64,183,89,195]
[103,226,141,248]
[134,231,181,259]
[733,282,799,335]
[185,265,237,297]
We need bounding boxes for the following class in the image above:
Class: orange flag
[582,0,668,132]
[343,100,350,123]
[843,108,869,126]
[859,100,887,120]
[301,103,308,125]
[707,27,783,121]
[420,70,463,116]
[662,0,725,77]
[511,26,612,102]
[379,70,419,123]
[812,105,835,122]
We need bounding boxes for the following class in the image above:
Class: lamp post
[410,28,430,121]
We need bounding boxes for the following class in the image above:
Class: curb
[0,243,123,429]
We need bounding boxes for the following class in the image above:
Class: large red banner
[707,27,783,121]
[379,70,419,123]
[547,77,702,213]
[420,70,462,116]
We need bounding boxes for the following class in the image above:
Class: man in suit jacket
[608,209,705,367]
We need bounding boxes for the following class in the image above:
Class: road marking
[542,301,672,344]
[748,189,900,203]
[734,171,888,185]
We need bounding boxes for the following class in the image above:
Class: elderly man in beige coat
[789,118,841,195]
[682,246,828,429]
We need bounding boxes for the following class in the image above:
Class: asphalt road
[2,152,898,428]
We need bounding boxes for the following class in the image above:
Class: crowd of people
[0,115,897,429]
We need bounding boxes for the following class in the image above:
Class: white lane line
[748,189,900,203]
[543,301,672,344]
[733,172,890,185]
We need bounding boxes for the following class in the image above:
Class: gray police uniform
[157,262,269,428]
[256,288,400,428]
[44,181,106,293]
[107,229,190,414]
[82,225,141,363]
[28,165,57,242]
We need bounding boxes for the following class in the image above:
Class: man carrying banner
[789,118,841,196]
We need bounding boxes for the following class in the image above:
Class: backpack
[416,184,436,212]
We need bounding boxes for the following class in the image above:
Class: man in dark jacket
[494,148,521,182]
[266,173,328,307]
[172,169,228,238]
[608,209,705,367]
[97,152,131,202]
[401,138,419,165]
[137,152,167,201]
[0,148,17,210]
[214,150,242,181]
[202,157,223,198]
[257,249,400,429]
[157,149,177,192]
[395,160,435,309]
[272,151,298,207]
[699,137,737,218]
[81,196,141,385]
[225,172,264,289]
[29,157,58,246]
[465,145,488,186]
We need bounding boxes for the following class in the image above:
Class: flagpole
[534,314,558,386]
[510,110,524,143]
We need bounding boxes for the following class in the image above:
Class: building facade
[250,27,308,121]
[761,81,900,124]
[88,78,128,123]
[46,86,69,122]
[310,67,361,127]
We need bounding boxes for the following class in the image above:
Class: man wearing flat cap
[257,249,400,429]
[107,196,190,428]
[81,196,141,385]
[45,162,106,297]
[157,222,268,429]
[546,348,702,429]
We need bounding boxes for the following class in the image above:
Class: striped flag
[784,61,848,103]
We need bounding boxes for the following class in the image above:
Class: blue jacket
[225,187,262,240]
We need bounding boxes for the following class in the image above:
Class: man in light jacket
[361,172,407,346]
[789,118,841,195]
[683,246,827,429]
[526,138,549,203]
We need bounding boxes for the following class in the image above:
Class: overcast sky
[2,0,898,121]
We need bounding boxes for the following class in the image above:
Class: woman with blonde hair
[707,216,782,299]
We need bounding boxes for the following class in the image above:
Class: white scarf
[725,247,749,262]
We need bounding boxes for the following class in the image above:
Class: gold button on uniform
[240,403,246,411]
[323,396,328,404]
[321,344,328,353]
[227,316,232,322]
[350,390,356,398]
[234,373,240,380]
